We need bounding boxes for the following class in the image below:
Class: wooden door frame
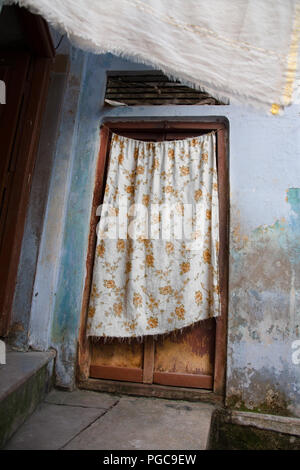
[0,8,54,335]
[78,120,229,401]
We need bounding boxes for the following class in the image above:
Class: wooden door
[0,53,31,335]
[79,121,228,394]
[0,6,54,336]
[90,320,215,389]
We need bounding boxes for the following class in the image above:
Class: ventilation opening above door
[104,72,226,106]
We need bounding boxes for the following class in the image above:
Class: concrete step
[5,389,215,450]
[0,350,55,448]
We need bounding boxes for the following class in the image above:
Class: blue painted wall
[25,48,300,416]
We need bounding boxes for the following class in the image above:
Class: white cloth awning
[8,0,300,113]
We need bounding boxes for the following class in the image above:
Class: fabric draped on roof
[6,0,300,113]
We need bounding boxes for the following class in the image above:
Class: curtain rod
[100,122,225,132]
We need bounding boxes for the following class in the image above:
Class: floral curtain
[87,132,220,338]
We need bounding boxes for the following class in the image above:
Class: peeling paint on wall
[228,188,300,416]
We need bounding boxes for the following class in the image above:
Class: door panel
[90,339,144,383]
[153,319,215,389]
[154,320,215,375]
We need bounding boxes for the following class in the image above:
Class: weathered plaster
[28,48,86,351]
[10,66,68,349]
[228,188,300,416]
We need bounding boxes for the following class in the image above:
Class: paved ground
[5,389,215,450]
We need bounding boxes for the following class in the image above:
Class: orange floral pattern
[87,132,220,338]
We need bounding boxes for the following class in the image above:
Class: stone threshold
[227,410,300,437]
[79,378,223,405]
